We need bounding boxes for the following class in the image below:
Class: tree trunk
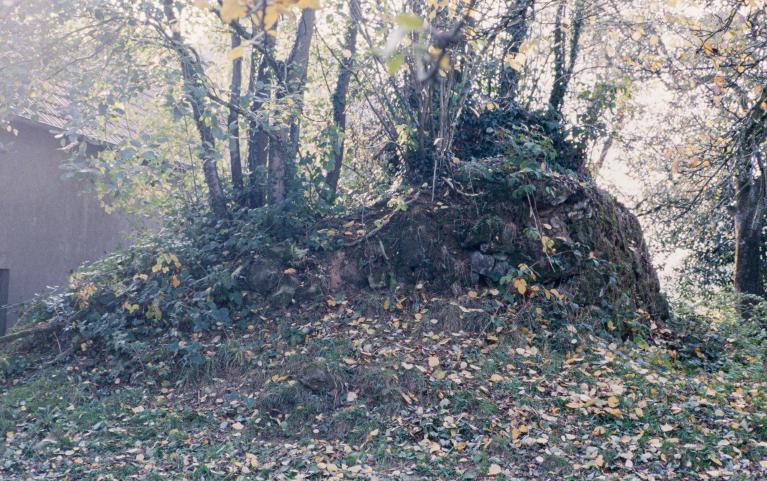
[286,8,317,165]
[734,166,764,318]
[548,0,585,118]
[268,8,316,203]
[195,100,230,219]
[163,1,228,218]
[228,31,244,205]
[268,117,289,204]
[498,0,534,106]
[325,0,359,200]
[246,28,276,208]
[731,87,767,316]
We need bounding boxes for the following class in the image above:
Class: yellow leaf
[605,407,622,417]
[714,75,726,88]
[171,275,181,288]
[489,373,504,383]
[221,0,247,22]
[439,55,451,73]
[194,0,209,9]
[433,369,446,380]
[660,423,674,432]
[512,278,527,295]
[264,8,280,31]
[607,396,620,408]
[123,301,139,314]
[507,52,526,71]
[346,391,358,402]
[253,4,285,31]
[245,452,259,468]
[428,356,440,368]
[487,463,502,476]
[232,421,245,430]
[228,46,246,60]
[296,0,321,8]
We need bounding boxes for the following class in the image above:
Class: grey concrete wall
[0,121,134,329]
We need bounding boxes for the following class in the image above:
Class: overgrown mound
[312,160,668,329]
[2,159,666,375]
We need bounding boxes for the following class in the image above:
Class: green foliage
[15,203,317,369]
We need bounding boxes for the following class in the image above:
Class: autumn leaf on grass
[489,373,504,383]
[512,278,527,295]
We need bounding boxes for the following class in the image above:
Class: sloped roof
[13,85,126,145]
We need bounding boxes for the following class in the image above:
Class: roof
[13,85,126,146]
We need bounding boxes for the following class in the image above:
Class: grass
[3,293,767,479]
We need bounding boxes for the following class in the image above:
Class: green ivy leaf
[394,13,423,31]
[386,53,405,76]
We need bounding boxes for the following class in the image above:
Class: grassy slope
[1,288,767,481]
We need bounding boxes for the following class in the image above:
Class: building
[0,102,135,335]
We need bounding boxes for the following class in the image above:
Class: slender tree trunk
[325,0,359,199]
[548,0,585,117]
[734,164,764,318]
[498,0,534,106]
[162,0,228,218]
[592,135,613,173]
[286,8,317,165]
[228,31,244,204]
[732,88,767,317]
[268,113,290,204]
[268,8,316,203]
[246,28,276,208]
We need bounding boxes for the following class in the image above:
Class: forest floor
[1,289,766,480]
